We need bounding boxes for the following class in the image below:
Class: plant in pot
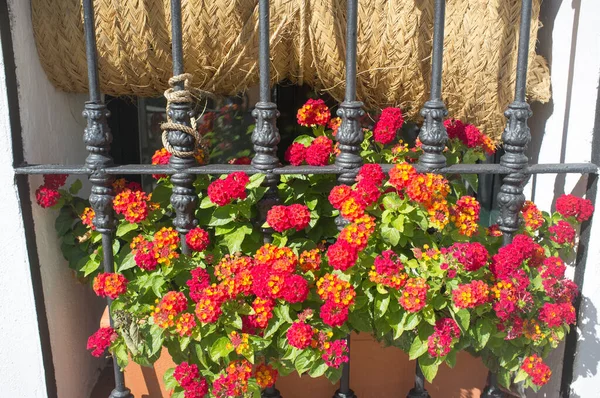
[36,99,591,397]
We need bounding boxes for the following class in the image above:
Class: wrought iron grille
[13,0,598,397]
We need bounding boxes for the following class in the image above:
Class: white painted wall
[525,0,600,397]
[0,21,47,398]
[2,1,107,397]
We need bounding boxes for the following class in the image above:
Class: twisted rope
[161,73,200,158]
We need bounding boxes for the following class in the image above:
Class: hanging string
[161,73,214,158]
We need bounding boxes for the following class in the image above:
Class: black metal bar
[514,0,532,104]
[82,1,132,397]
[13,162,599,176]
[82,0,100,103]
[417,0,448,171]
[335,0,364,186]
[255,3,283,398]
[166,0,198,256]
[406,362,430,398]
[481,371,504,398]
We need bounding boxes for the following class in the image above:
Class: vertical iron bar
[488,1,533,396]
[335,0,364,186]
[253,1,282,397]
[417,0,448,170]
[333,2,360,398]
[82,1,132,397]
[167,0,197,256]
[406,362,430,398]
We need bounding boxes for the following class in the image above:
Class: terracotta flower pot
[100,307,489,397]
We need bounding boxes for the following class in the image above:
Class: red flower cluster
[443,119,495,154]
[491,274,532,321]
[187,267,211,302]
[369,250,408,289]
[428,318,460,357]
[207,172,249,206]
[113,188,152,223]
[113,178,142,193]
[306,136,334,166]
[255,364,278,389]
[548,220,576,245]
[450,196,480,237]
[541,257,566,279]
[491,234,544,279]
[215,255,254,298]
[452,280,490,309]
[317,273,355,327]
[328,185,353,209]
[373,107,404,145]
[195,285,225,324]
[93,273,128,299]
[212,360,253,398]
[175,313,197,337]
[521,355,552,386]
[228,156,252,165]
[399,278,429,312]
[87,327,117,357]
[447,242,488,272]
[43,174,68,189]
[173,362,209,398]
[252,244,309,303]
[521,201,544,230]
[322,339,349,368]
[539,302,576,328]
[35,186,61,208]
[286,321,314,349]
[80,207,96,230]
[247,297,275,329]
[297,98,331,127]
[151,148,171,179]
[327,240,358,271]
[357,164,386,186]
[153,291,188,329]
[185,227,210,252]
[285,136,334,166]
[556,194,594,222]
[266,204,311,232]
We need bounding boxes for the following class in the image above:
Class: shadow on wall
[570,296,600,398]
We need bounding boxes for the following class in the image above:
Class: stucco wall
[3,1,106,397]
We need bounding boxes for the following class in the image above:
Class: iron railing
[13,0,599,397]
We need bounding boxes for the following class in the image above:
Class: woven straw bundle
[32,0,550,140]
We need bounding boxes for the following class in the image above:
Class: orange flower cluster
[521,201,544,230]
[195,284,225,324]
[113,188,154,223]
[399,278,429,312]
[523,319,545,342]
[175,313,196,337]
[450,196,481,237]
[228,331,251,356]
[299,248,321,273]
[521,355,552,386]
[389,163,451,230]
[339,222,371,251]
[247,297,275,329]
[317,273,356,307]
[254,244,297,273]
[152,291,188,329]
[255,364,278,389]
[452,280,490,309]
[296,99,331,127]
[152,227,180,266]
[215,255,254,298]
[93,272,128,299]
[212,360,253,398]
[80,207,96,230]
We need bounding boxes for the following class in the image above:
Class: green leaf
[163,368,178,391]
[445,350,457,368]
[308,360,328,378]
[463,174,479,192]
[349,309,373,333]
[209,206,234,226]
[453,309,470,332]
[276,304,294,323]
[246,174,266,189]
[473,318,492,350]
[409,335,428,360]
[117,251,136,272]
[294,350,315,375]
[116,222,138,237]
[498,368,512,389]
[69,179,83,194]
[375,294,390,319]
[81,257,100,277]
[209,336,233,362]
[294,135,314,146]
[200,195,215,209]
[149,324,164,356]
[404,313,421,331]
[224,227,249,254]
[113,342,129,368]
[392,215,405,233]
[513,369,529,384]
[381,226,400,246]
[55,208,74,235]
[382,193,403,210]
[264,317,286,339]
[418,356,440,382]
